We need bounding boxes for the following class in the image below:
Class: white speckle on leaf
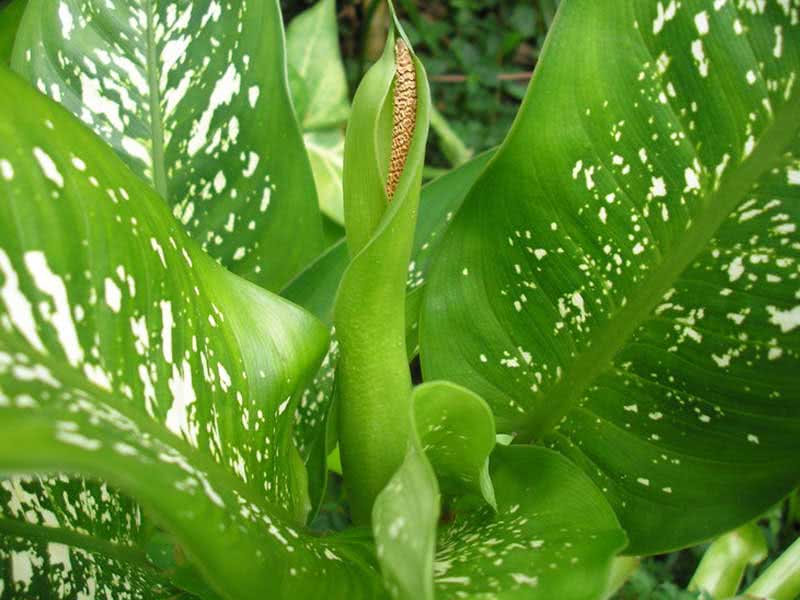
[511,573,539,587]
[684,167,701,191]
[694,11,709,35]
[25,252,83,366]
[104,278,122,313]
[650,176,667,197]
[0,249,46,352]
[58,2,74,38]
[0,159,13,180]
[766,305,800,333]
[160,300,174,363]
[121,137,152,167]
[188,64,241,156]
[691,39,709,77]
[166,360,198,445]
[33,148,64,188]
[248,85,260,107]
[727,256,745,282]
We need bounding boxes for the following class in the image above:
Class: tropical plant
[0,0,798,599]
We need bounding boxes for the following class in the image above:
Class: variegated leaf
[12,0,324,291]
[0,66,381,598]
[420,0,800,554]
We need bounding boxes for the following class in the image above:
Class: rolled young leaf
[334,16,431,524]
[0,65,383,599]
[285,151,494,518]
[420,0,800,554]
[11,0,324,291]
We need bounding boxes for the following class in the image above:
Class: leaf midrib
[518,92,800,442]
[0,516,158,575]
[145,0,168,201]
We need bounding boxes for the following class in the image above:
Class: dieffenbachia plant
[0,1,797,599]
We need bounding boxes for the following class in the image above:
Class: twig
[430,71,534,83]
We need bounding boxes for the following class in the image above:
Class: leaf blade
[419,0,800,554]
[12,0,324,290]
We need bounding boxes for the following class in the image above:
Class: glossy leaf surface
[375,422,627,600]
[373,381,496,600]
[431,445,626,600]
[12,0,324,290]
[0,67,382,599]
[420,0,800,554]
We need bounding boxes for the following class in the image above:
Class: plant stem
[602,556,641,599]
[429,105,472,167]
[744,537,800,600]
[688,523,767,599]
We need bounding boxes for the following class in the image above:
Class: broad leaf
[373,381,496,600]
[375,414,627,600]
[0,66,382,598]
[431,445,626,600]
[12,0,324,291]
[287,0,350,225]
[286,0,349,132]
[420,0,800,554]
[1,475,176,599]
[305,129,346,224]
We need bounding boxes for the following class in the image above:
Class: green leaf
[0,66,382,598]
[305,129,346,224]
[0,0,26,64]
[409,382,496,505]
[433,446,626,600]
[334,27,432,523]
[744,535,800,600]
[286,0,350,132]
[420,0,800,555]
[429,105,473,167]
[688,523,767,598]
[375,435,627,600]
[286,0,350,226]
[284,150,494,503]
[372,381,496,600]
[11,0,324,291]
[1,476,177,599]
[406,149,494,353]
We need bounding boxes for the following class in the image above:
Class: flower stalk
[334,27,429,524]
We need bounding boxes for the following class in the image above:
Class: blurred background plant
[283,0,555,170]
[282,0,556,231]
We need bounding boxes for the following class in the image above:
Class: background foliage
[282,0,553,168]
